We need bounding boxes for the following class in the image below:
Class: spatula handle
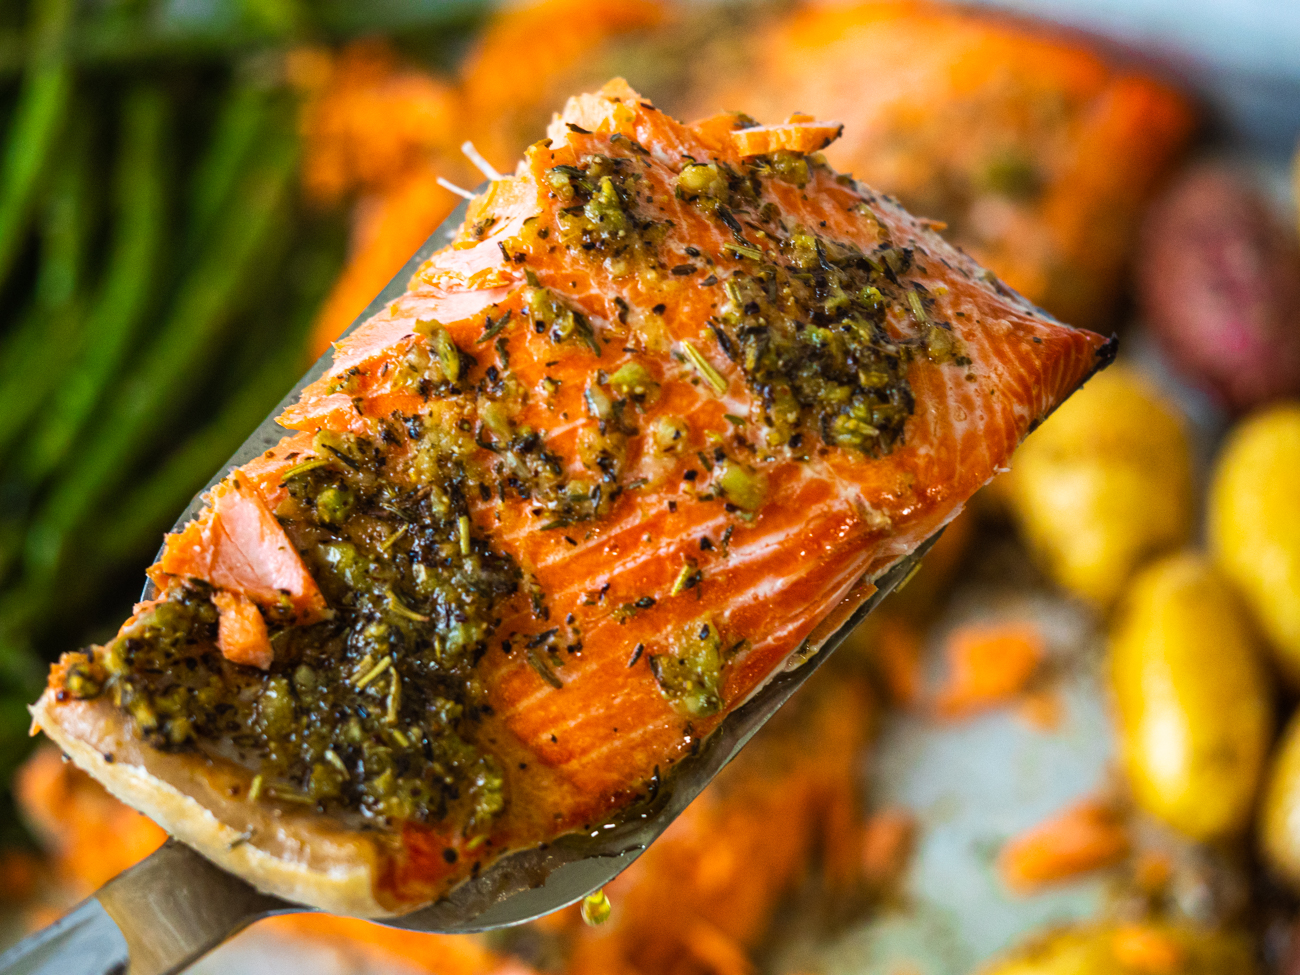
[0,840,292,975]
[0,897,128,975]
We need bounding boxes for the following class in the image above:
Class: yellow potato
[979,921,1256,975]
[1007,365,1194,608]
[1109,553,1272,841]
[1259,709,1300,889]
[1208,403,1300,683]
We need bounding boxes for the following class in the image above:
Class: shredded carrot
[1111,924,1185,974]
[0,850,41,904]
[860,808,917,888]
[875,615,924,706]
[261,914,519,975]
[565,674,874,975]
[1017,687,1063,731]
[934,620,1045,718]
[997,797,1129,893]
[1132,850,1174,895]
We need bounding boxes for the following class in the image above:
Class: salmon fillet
[682,0,1196,329]
[31,80,1111,916]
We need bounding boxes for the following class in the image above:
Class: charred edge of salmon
[1093,333,1121,374]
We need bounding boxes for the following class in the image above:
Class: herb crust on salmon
[32,80,1112,916]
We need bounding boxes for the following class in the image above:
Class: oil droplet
[581,888,612,926]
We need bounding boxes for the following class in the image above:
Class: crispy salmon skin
[32,80,1110,916]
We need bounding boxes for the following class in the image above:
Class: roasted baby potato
[1259,709,1300,890]
[1209,403,1300,683]
[1006,365,1194,609]
[978,921,1256,975]
[1109,553,1272,841]
[1138,163,1300,412]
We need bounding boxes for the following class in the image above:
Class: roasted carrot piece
[1110,924,1186,975]
[934,621,1045,718]
[290,39,471,359]
[15,746,167,896]
[874,615,924,707]
[860,807,917,889]
[262,914,526,975]
[0,850,41,905]
[997,797,1129,893]
[1016,688,1064,731]
[290,41,461,204]
[306,168,465,359]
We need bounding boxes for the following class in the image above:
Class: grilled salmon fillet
[32,80,1112,916]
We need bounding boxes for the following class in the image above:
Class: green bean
[95,202,344,562]
[0,106,96,464]
[23,114,298,581]
[0,628,43,788]
[0,0,489,73]
[21,84,169,485]
[95,340,308,562]
[184,81,272,261]
[0,0,73,290]
[239,0,311,39]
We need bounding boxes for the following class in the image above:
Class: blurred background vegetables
[976,921,1259,975]
[0,1,1298,975]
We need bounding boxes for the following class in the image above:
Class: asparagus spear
[20,84,170,485]
[95,200,344,562]
[0,0,489,73]
[0,0,73,290]
[0,104,96,468]
[184,80,273,261]
[95,338,307,563]
[22,109,299,584]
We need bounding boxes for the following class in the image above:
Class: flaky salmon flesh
[32,80,1111,916]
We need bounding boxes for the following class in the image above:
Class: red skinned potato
[1138,163,1300,412]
